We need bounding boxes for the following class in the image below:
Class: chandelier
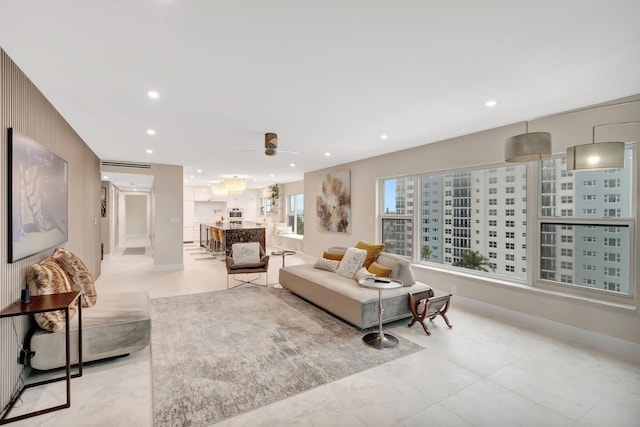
[210,182,228,197]
[223,176,247,194]
[210,176,247,197]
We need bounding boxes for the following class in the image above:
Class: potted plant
[269,183,279,200]
[269,184,279,213]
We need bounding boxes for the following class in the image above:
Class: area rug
[151,286,423,426]
[122,247,146,255]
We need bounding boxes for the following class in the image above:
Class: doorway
[121,193,151,248]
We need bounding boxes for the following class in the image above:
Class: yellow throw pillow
[323,251,344,261]
[355,241,385,269]
[368,262,392,278]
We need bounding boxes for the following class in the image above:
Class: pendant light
[565,124,630,172]
[505,122,551,162]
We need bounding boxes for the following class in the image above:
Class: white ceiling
[1,1,639,190]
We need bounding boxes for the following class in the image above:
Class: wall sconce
[505,122,551,162]
[565,123,635,172]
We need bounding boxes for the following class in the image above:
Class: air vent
[101,161,152,169]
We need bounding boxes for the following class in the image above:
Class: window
[378,146,635,299]
[287,193,304,235]
[390,165,526,280]
[539,149,633,295]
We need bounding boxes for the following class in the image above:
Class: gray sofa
[279,251,431,329]
[28,291,151,370]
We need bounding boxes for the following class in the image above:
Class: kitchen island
[199,223,266,257]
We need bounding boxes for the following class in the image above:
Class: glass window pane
[296,194,304,235]
[382,218,412,257]
[382,177,414,215]
[419,165,527,280]
[539,223,630,294]
[540,148,633,218]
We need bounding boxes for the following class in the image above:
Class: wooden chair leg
[440,312,453,329]
[419,320,431,336]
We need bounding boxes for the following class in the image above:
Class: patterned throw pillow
[26,257,79,332]
[336,247,367,279]
[232,242,261,264]
[314,258,340,272]
[52,247,97,307]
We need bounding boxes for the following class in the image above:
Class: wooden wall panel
[0,49,101,411]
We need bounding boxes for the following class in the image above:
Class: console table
[0,291,82,424]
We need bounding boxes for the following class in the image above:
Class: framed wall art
[316,170,351,233]
[101,187,107,217]
[8,128,68,262]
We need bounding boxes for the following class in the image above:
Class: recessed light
[147,90,159,99]
[197,169,202,173]
[146,149,153,154]
[324,152,331,157]
[147,129,156,136]
[485,100,497,107]
[103,175,109,180]
[184,179,188,183]
[270,174,274,178]
[380,134,389,140]
[190,175,195,178]
[289,163,295,167]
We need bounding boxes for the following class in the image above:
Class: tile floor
[8,243,640,426]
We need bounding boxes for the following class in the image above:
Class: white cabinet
[194,186,213,201]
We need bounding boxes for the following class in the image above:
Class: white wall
[125,194,148,235]
[303,95,640,346]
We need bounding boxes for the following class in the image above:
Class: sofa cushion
[322,251,344,261]
[368,261,392,278]
[375,252,416,286]
[29,291,151,370]
[52,247,97,307]
[314,258,340,272]
[355,241,385,269]
[336,247,367,279]
[26,257,79,332]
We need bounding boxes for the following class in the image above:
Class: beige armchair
[225,242,269,289]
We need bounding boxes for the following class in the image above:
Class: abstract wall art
[316,170,351,233]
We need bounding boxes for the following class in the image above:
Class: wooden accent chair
[408,289,453,336]
[225,242,269,289]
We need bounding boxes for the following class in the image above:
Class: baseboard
[152,263,184,272]
[453,294,640,362]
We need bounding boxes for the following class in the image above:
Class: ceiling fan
[264,132,300,156]
[229,132,299,156]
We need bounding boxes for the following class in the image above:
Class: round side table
[271,250,296,289]
[358,277,403,349]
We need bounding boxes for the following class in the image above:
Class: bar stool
[217,230,226,260]
[209,228,220,257]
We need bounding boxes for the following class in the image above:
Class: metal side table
[358,277,403,349]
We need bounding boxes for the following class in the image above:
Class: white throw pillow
[336,247,367,279]
[354,267,374,282]
[232,242,260,264]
